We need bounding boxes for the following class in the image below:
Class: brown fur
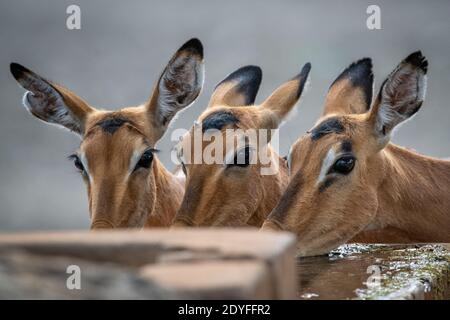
[10,39,204,229]
[174,107,290,227]
[82,108,185,229]
[263,52,450,256]
[173,64,311,227]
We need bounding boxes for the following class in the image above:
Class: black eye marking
[330,155,356,175]
[97,116,129,134]
[310,117,344,141]
[134,148,158,172]
[68,154,85,173]
[176,146,187,175]
[319,176,337,193]
[181,162,187,175]
[341,140,353,153]
[201,111,239,132]
[282,155,289,168]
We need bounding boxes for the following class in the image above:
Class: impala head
[10,39,204,229]
[263,52,428,256]
[173,63,311,227]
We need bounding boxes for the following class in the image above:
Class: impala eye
[230,146,251,168]
[135,149,155,171]
[69,154,85,173]
[332,155,355,174]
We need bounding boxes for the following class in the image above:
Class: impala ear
[369,51,428,139]
[323,58,373,116]
[260,62,311,129]
[148,38,204,137]
[208,65,262,108]
[10,63,94,136]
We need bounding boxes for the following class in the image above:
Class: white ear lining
[21,89,83,136]
[376,69,427,136]
[156,56,204,126]
[21,91,33,112]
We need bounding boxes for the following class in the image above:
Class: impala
[10,39,204,229]
[173,63,311,227]
[263,51,450,256]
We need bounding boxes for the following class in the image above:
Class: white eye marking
[177,144,185,164]
[128,149,144,175]
[80,153,92,183]
[316,147,336,185]
[287,145,293,173]
[178,153,186,168]
[224,147,237,166]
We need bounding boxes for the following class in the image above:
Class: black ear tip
[352,58,373,74]
[405,51,428,73]
[237,65,262,74]
[291,62,311,81]
[225,65,262,87]
[347,57,372,75]
[216,65,262,88]
[239,65,262,81]
[300,62,312,78]
[359,57,372,66]
[214,65,262,105]
[330,57,373,90]
[179,38,203,58]
[10,62,26,78]
[293,63,312,98]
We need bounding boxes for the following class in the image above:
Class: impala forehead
[178,117,249,162]
[80,127,151,175]
[310,116,345,141]
[201,110,239,132]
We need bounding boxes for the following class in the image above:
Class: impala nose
[171,216,194,228]
[90,219,115,230]
[261,219,284,232]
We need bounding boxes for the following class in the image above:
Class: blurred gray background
[1,0,449,231]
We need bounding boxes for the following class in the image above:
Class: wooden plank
[0,229,297,299]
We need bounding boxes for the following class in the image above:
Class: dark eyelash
[67,153,79,161]
[229,146,251,166]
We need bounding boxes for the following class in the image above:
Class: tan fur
[262,53,450,257]
[323,79,370,116]
[173,106,289,227]
[11,39,204,229]
[173,64,310,227]
[264,113,450,256]
[81,107,185,229]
